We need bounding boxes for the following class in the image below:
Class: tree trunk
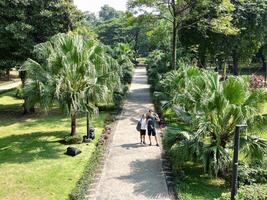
[172,18,177,70]
[232,50,239,76]
[171,0,177,70]
[198,51,206,68]
[71,113,77,136]
[134,29,140,62]
[20,71,29,114]
[6,69,10,80]
[259,48,266,72]
[218,56,223,71]
[20,71,35,114]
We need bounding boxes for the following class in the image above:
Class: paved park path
[0,81,21,94]
[93,66,170,200]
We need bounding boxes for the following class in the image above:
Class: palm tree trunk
[232,49,239,76]
[71,113,77,136]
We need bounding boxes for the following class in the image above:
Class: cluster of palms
[23,33,133,136]
[159,62,267,176]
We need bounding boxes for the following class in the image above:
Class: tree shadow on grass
[117,159,169,199]
[178,164,229,199]
[0,131,67,164]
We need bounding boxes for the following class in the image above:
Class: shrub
[64,135,83,144]
[217,184,267,200]
[122,69,133,84]
[159,64,267,176]
[15,86,23,99]
[239,164,267,185]
[250,74,264,89]
[113,91,124,109]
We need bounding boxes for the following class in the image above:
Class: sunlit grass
[0,90,106,200]
[177,163,228,200]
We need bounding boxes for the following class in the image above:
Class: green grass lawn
[176,164,228,200]
[0,90,106,200]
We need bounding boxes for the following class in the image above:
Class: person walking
[147,111,159,146]
[139,114,147,144]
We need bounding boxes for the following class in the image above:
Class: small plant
[216,184,267,200]
[64,135,83,144]
[250,74,264,89]
[239,164,267,185]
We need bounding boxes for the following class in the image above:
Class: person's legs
[140,130,146,144]
[152,130,159,146]
[148,130,152,145]
[154,136,159,146]
[142,134,146,144]
[140,132,142,143]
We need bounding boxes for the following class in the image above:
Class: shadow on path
[117,159,168,199]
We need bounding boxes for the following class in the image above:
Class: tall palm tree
[24,33,113,136]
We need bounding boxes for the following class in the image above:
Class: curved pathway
[0,81,21,94]
[92,66,170,200]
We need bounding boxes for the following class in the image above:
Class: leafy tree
[99,4,122,21]
[179,0,267,74]
[84,11,97,25]
[0,0,81,79]
[23,33,119,136]
[128,0,238,69]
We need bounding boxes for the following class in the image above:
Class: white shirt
[140,118,147,130]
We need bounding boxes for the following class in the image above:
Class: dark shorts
[148,129,156,136]
[140,129,146,135]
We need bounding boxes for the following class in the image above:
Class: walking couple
[137,109,160,146]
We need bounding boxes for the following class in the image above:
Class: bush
[64,135,83,144]
[239,164,267,185]
[122,69,133,84]
[15,86,23,99]
[250,74,264,89]
[113,92,124,109]
[69,145,103,200]
[217,184,267,200]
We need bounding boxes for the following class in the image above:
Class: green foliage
[99,4,122,21]
[0,0,82,72]
[161,63,267,176]
[239,164,267,185]
[24,33,121,135]
[64,135,83,144]
[0,89,107,200]
[146,50,172,90]
[69,145,103,200]
[217,184,267,200]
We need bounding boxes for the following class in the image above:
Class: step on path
[91,66,170,200]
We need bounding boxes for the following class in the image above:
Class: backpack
[147,118,154,130]
[136,120,141,132]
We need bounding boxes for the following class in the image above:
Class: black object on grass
[66,147,81,156]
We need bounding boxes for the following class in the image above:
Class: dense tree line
[0,0,82,78]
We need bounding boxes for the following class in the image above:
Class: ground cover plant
[0,90,106,200]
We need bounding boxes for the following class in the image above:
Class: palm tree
[24,33,114,136]
[161,64,267,176]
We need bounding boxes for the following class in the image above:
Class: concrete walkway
[93,66,170,200]
[0,81,21,94]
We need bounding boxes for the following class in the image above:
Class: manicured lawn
[0,90,106,200]
[176,163,228,200]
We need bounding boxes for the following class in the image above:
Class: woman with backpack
[138,114,147,144]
